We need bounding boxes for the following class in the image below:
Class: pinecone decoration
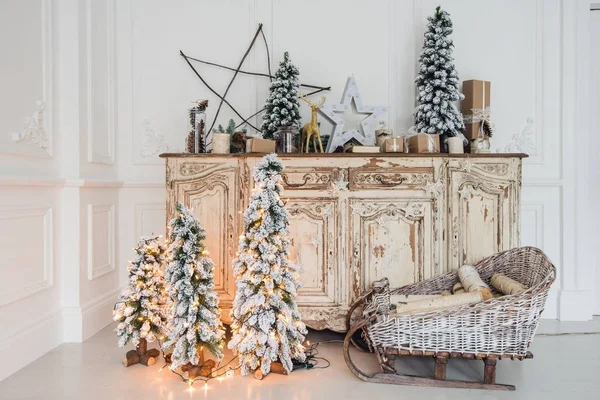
[186,131,195,153]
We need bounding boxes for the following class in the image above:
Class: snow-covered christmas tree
[414,6,465,138]
[163,202,225,370]
[229,153,307,376]
[261,52,301,140]
[114,235,167,348]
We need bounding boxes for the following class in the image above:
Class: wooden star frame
[180,24,330,136]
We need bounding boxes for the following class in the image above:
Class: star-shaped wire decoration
[180,24,330,135]
[320,76,387,152]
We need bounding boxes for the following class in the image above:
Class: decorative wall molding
[11,100,49,149]
[497,117,535,154]
[1,0,53,157]
[86,0,116,164]
[0,205,53,307]
[140,119,170,158]
[134,202,166,240]
[87,204,115,280]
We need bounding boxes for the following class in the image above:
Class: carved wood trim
[349,167,433,190]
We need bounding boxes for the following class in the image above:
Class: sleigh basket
[343,246,556,391]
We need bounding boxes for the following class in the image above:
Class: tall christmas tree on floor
[229,154,307,376]
[114,235,167,367]
[261,52,301,140]
[163,202,225,370]
[414,6,465,138]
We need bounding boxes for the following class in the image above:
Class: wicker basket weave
[361,247,556,357]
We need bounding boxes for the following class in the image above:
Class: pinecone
[186,131,195,153]
[197,120,206,153]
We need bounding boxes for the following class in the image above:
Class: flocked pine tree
[414,6,465,138]
[114,235,168,348]
[229,154,307,376]
[163,202,225,370]
[261,52,301,140]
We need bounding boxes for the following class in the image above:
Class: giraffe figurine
[299,94,326,153]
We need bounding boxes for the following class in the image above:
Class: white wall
[0,0,121,381]
[1,0,597,382]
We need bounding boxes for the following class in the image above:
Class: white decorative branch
[12,101,48,149]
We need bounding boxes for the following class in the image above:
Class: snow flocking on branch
[162,202,225,370]
[414,6,465,138]
[229,153,307,376]
[114,235,168,348]
[261,52,302,140]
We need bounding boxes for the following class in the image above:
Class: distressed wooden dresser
[160,153,526,331]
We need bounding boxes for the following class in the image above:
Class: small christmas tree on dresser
[229,153,307,378]
[163,202,225,377]
[261,52,301,140]
[414,6,465,138]
[114,235,167,367]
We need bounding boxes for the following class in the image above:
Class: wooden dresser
[161,153,526,331]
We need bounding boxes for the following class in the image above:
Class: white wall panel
[85,0,115,165]
[0,0,53,161]
[0,205,53,306]
[87,204,115,280]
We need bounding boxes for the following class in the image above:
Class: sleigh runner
[343,247,556,390]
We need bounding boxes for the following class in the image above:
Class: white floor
[1,322,599,400]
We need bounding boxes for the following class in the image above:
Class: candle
[447,136,464,154]
[212,133,231,154]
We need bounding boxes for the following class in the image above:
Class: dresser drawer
[280,167,340,190]
[348,167,433,190]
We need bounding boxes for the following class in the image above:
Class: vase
[212,133,231,154]
[276,125,297,153]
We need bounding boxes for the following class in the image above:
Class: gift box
[407,134,440,153]
[380,137,404,153]
[246,138,276,153]
[462,80,491,140]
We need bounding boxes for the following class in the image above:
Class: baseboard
[0,309,63,382]
[81,288,120,341]
[62,288,120,343]
[559,289,595,321]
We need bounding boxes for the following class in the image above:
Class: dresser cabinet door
[448,160,519,269]
[286,198,338,306]
[348,198,437,301]
[168,160,240,308]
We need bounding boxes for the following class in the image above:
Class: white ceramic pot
[447,136,465,154]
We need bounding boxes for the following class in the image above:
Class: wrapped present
[380,137,404,153]
[405,133,440,153]
[246,138,276,153]
[462,80,494,140]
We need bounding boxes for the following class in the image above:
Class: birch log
[458,265,493,300]
[491,274,528,295]
[393,291,485,315]
[452,282,466,294]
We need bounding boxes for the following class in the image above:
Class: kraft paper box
[380,137,404,153]
[462,80,491,140]
[246,138,276,153]
[407,134,440,153]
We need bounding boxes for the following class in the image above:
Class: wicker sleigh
[343,247,556,391]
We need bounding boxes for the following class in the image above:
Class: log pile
[391,265,529,316]
[122,338,161,367]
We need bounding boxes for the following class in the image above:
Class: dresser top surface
[159,152,528,159]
